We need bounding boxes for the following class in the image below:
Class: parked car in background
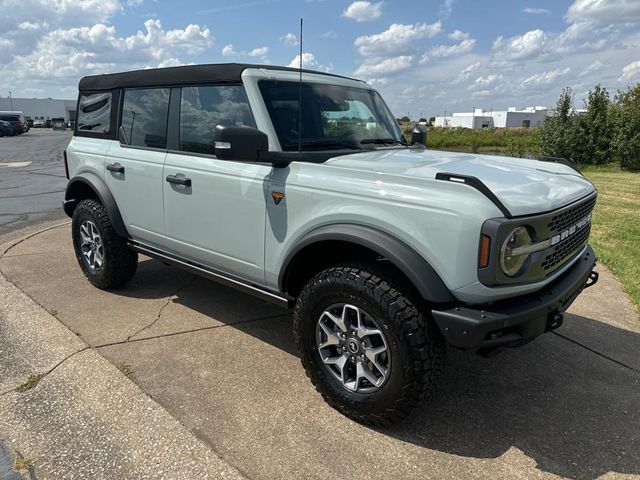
[26,117,33,128]
[0,120,14,137]
[0,114,24,135]
[33,119,46,128]
[52,118,66,130]
[45,119,52,128]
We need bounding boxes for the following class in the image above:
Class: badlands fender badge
[271,191,285,205]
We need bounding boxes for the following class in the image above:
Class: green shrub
[611,84,640,171]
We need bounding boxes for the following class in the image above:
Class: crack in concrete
[125,276,199,342]
[0,347,89,397]
[95,312,291,349]
[0,222,70,257]
[552,331,640,375]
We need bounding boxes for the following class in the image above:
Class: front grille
[541,223,591,271]
[547,196,596,233]
[541,195,596,273]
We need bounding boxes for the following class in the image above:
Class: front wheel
[71,199,138,289]
[294,264,446,426]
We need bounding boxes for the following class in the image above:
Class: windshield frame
[258,80,405,152]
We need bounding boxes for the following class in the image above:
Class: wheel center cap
[347,339,360,354]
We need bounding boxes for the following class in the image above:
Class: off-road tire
[71,199,137,289]
[294,264,446,426]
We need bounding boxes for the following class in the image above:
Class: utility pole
[8,91,13,110]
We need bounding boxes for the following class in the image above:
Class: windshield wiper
[360,138,409,146]
[283,139,360,150]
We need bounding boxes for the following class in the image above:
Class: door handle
[107,162,125,174]
[166,174,192,187]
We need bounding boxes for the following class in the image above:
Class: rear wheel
[71,199,137,289]
[294,264,446,426]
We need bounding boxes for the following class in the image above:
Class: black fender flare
[63,172,129,238]
[279,224,454,304]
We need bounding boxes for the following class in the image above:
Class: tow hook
[584,270,599,289]
[546,312,564,332]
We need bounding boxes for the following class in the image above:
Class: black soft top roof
[78,63,360,91]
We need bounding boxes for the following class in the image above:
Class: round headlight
[500,226,532,277]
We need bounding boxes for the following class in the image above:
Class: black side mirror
[215,125,268,161]
[411,126,426,146]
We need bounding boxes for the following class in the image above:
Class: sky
[1,0,640,117]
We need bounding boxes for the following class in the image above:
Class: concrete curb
[0,226,247,480]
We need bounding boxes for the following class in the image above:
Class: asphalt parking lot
[0,133,639,479]
[0,130,70,243]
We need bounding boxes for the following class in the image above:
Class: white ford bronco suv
[64,63,598,425]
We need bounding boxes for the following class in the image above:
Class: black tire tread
[293,263,445,427]
[72,199,137,289]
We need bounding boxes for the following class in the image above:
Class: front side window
[259,81,404,151]
[77,92,112,133]
[179,85,255,154]
[121,88,170,148]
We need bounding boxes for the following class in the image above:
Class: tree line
[539,83,640,170]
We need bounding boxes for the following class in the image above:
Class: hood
[325,148,595,217]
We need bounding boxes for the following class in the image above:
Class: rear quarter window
[77,92,113,134]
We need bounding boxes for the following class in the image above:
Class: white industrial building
[0,97,76,123]
[434,106,548,129]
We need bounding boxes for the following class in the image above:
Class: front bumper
[431,245,597,352]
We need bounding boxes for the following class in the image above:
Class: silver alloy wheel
[79,219,104,273]
[316,303,390,393]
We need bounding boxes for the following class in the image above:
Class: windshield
[259,80,404,151]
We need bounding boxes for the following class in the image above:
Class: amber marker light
[478,235,491,268]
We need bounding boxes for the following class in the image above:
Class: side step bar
[128,242,291,309]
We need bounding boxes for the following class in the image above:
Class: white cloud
[453,62,481,83]
[427,38,475,58]
[249,46,269,57]
[523,7,550,14]
[281,32,298,46]
[287,52,318,69]
[579,59,605,77]
[448,30,469,41]
[492,29,549,63]
[367,77,389,86]
[320,30,338,39]
[522,67,571,88]
[619,59,640,82]
[342,1,383,22]
[9,19,212,80]
[439,0,454,19]
[222,44,238,56]
[354,56,413,77]
[470,74,503,89]
[567,0,640,25]
[354,22,442,57]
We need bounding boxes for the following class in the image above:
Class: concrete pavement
[1,223,639,479]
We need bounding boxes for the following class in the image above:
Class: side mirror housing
[411,126,426,146]
[214,125,268,161]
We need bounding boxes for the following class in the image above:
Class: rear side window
[121,88,170,149]
[77,93,112,133]
[179,85,254,154]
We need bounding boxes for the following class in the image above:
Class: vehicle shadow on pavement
[124,263,640,479]
[116,260,640,479]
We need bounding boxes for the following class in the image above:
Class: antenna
[298,17,303,154]
[298,18,302,153]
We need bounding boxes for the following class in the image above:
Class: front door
[162,84,268,284]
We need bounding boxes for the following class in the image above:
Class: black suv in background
[0,120,14,137]
[0,115,26,135]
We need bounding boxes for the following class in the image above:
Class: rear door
[105,88,170,245]
[162,84,268,284]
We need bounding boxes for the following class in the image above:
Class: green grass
[581,166,640,313]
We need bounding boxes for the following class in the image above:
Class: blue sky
[2,0,640,117]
